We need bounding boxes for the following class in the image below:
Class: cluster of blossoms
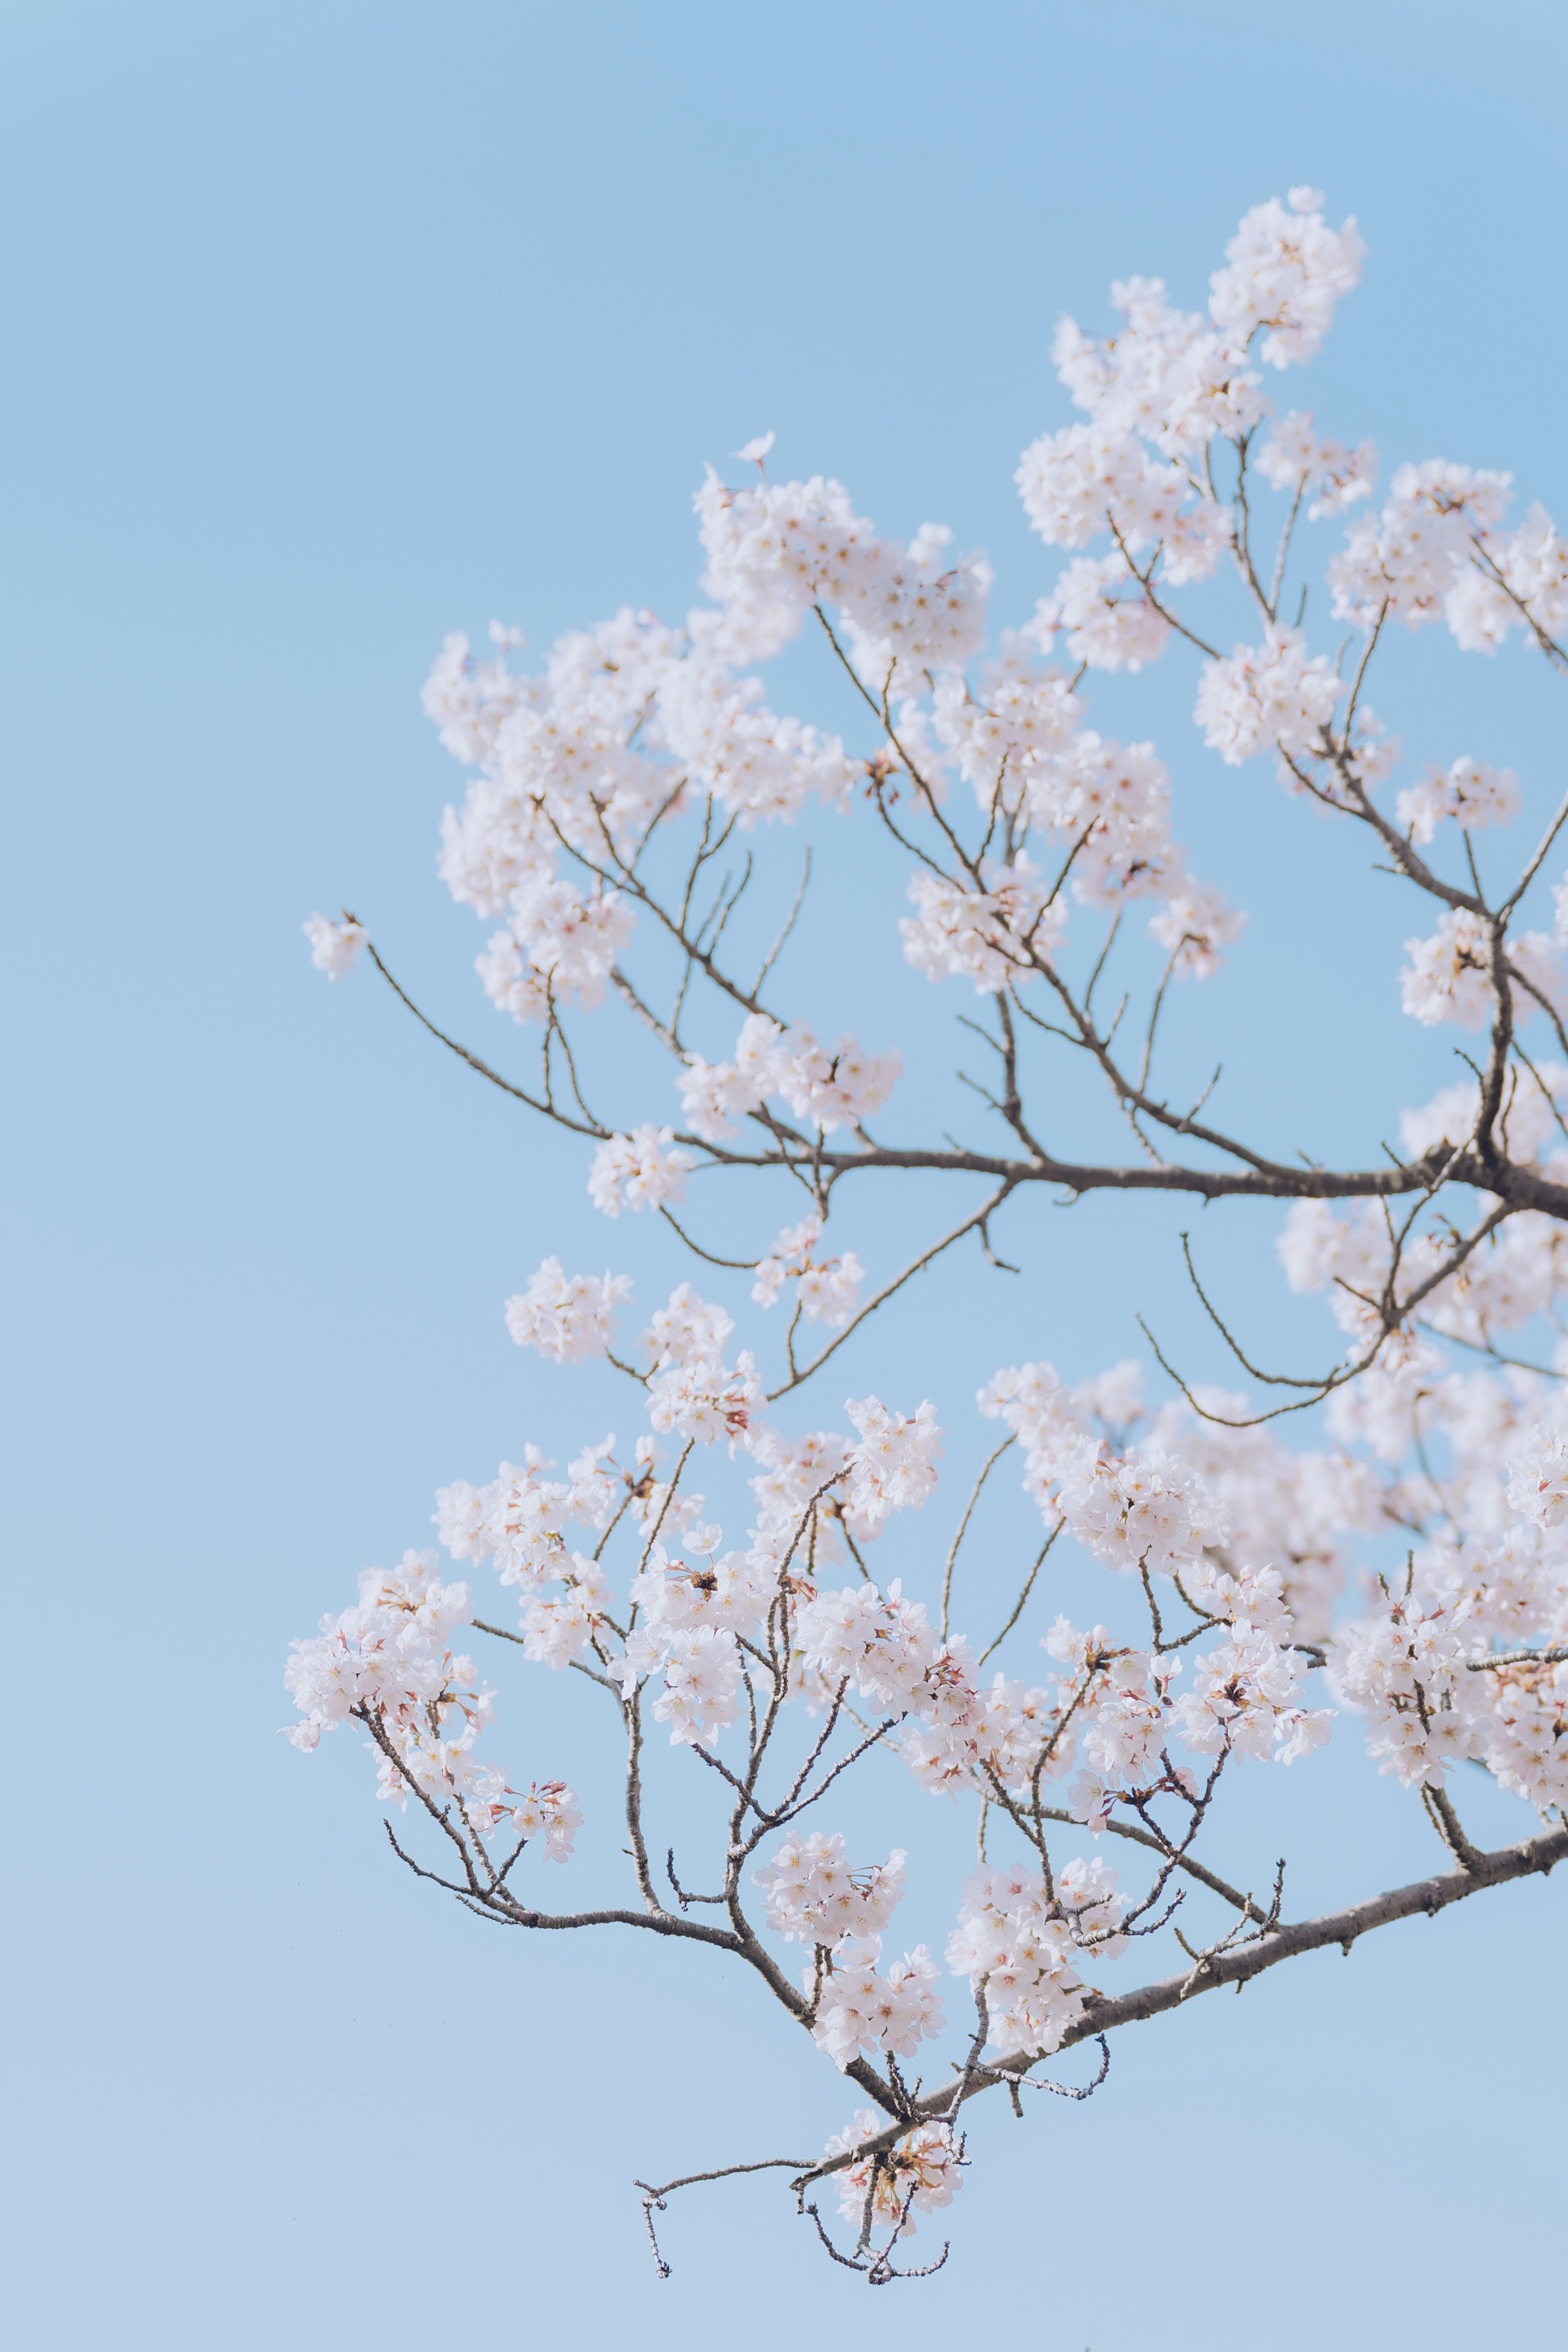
[822,2109,964,2240]
[285,1249,1568,2267]
[302,912,364,980]
[283,1548,579,1855]
[677,1012,900,1144]
[586,1126,695,1218]
[504,1258,632,1364]
[299,176,1568,1239]
[752,1215,864,1327]
[292,183,1568,2277]
[947,1855,1126,2056]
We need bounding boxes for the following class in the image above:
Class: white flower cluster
[1398,1066,1568,1171]
[1018,189,1362,679]
[1193,628,1339,766]
[504,1257,632,1365]
[1328,460,1515,635]
[1446,501,1568,654]
[822,2109,963,2238]
[751,1215,863,1328]
[1208,187,1367,369]
[844,1396,944,1527]
[677,1012,900,1141]
[900,855,1063,993]
[1054,1442,1224,1578]
[588,1125,695,1217]
[796,1578,945,1715]
[694,467,991,689]
[946,1855,1126,2057]
[283,1547,579,1855]
[434,1444,621,1668]
[1146,1390,1374,1643]
[1330,1588,1487,1790]
[808,1940,945,2072]
[1394,756,1521,846]
[476,878,634,1025]
[899,711,1241,991]
[641,1280,735,1369]
[303,913,364,980]
[1399,910,1563,1033]
[1032,547,1179,672]
[647,1350,762,1451]
[754,1830,908,1948]
[1255,411,1377,518]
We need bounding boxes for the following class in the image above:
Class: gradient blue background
[5,3,1568,2344]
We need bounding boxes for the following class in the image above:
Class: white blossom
[1207,187,1366,369]
[752,1215,863,1327]
[641,1282,735,1369]
[754,1830,907,1949]
[587,1125,695,1217]
[1193,629,1339,764]
[1395,757,1521,846]
[303,913,365,980]
[1256,411,1377,517]
[504,1258,632,1365]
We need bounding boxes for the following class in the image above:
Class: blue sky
[5,3,1568,2344]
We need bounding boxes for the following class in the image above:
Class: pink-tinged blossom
[1448,501,1568,655]
[647,1351,762,1451]
[1193,629,1339,764]
[946,1857,1125,2058]
[1147,880,1245,979]
[588,1125,694,1217]
[1399,912,1564,1032]
[1015,424,1188,554]
[1329,1590,1485,1789]
[796,1579,939,1714]
[474,931,553,1024]
[1256,411,1377,518]
[1399,910,1495,1030]
[504,1258,632,1366]
[845,1397,944,1525]
[519,1556,612,1668]
[649,1621,744,1746]
[1507,1425,1568,1530]
[841,524,993,693]
[822,2110,962,2238]
[754,1830,907,1949]
[1054,1441,1224,1576]
[628,1544,773,1647]
[932,651,1081,813]
[900,856,1064,993]
[503,1781,581,1862]
[507,875,634,1012]
[284,1549,578,1853]
[1033,555,1172,673]
[1207,187,1366,369]
[677,1013,896,1139]
[1398,1079,1484,1165]
[772,1024,901,1134]
[752,1215,863,1328]
[1329,461,1513,632]
[1027,733,1182,907]
[900,1666,1069,1801]
[1049,271,1264,453]
[640,1282,735,1369]
[303,913,365,980]
[1395,757,1520,846]
[808,1940,946,2071]
[1169,1630,1332,1763]
[658,656,858,826]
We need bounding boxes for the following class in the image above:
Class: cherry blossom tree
[292,188,1568,2284]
